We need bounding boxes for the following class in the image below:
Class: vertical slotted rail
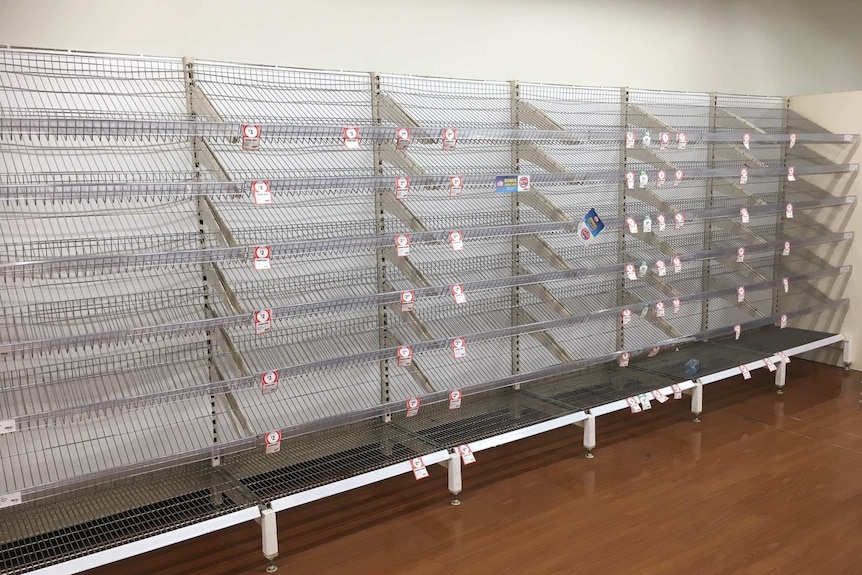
[774,97,790,316]
[509,80,521,384]
[702,93,718,332]
[370,71,391,421]
[617,87,628,352]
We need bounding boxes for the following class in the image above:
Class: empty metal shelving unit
[0,48,856,574]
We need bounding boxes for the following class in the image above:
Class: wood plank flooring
[86,360,862,575]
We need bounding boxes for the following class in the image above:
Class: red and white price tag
[457,444,476,465]
[674,212,685,230]
[451,283,466,305]
[673,169,684,187]
[789,133,797,148]
[254,309,272,335]
[452,337,467,359]
[777,351,790,363]
[739,364,752,380]
[655,301,666,318]
[625,263,637,281]
[787,166,796,182]
[241,124,261,151]
[672,256,682,274]
[397,345,413,367]
[395,234,410,257]
[672,298,681,314]
[782,277,789,293]
[343,126,360,149]
[395,175,410,200]
[740,207,750,224]
[736,247,746,263]
[400,290,416,312]
[406,397,420,417]
[449,175,463,198]
[449,230,464,251]
[619,351,630,367]
[395,127,411,150]
[782,241,791,256]
[442,127,457,150]
[780,314,788,329]
[253,246,272,270]
[656,259,667,277]
[659,132,670,150]
[677,132,687,150]
[621,308,632,326]
[657,213,666,231]
[261,370,279,394]
[648,346,661,357]
[625,171,635,190]
[739,167,749,185]
[743,133,751,150]
[733,324,742,340]
[626,397,641,413]
[652,389,669,403]
[657,170,666,188]
[252,180,272,205]
[763,357,777,372]
[737,286,746,303]
[625,131,635,149]
[626,217,638,234]
[671,384,683,400]
[410,457,429,480]
[264,430,281,455]
[785,203,794,219]
[449,389,462,410]
[517,175,531,192]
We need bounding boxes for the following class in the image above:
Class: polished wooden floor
[88,361,862,575]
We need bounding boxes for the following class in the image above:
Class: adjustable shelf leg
[691,382,704,423]
[775,359,787,395]
[448,451,462,506]
[261,507,278,572]
[582,414,596,459]
[843,339,852,371]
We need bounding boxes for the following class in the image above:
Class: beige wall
[789,92,861,365]
[2,0,862,95]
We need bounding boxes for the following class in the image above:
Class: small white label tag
[673,169,684,187]
[737,286,746,303]
[241,124,261,151]
[621,308,632,326]
[777,351,790,363]
[452,337,467,359]
[395,176,410,200]
[659,132,670,150]
[652,390,669,404]
[626,131,635,149]
[643,216,652,233]
[648,346,661,357]
[625,263,637,281]
[449,175,463,198]
[395,234,410,257]
[343,126,360,149]
[780,314,788,329]
[851,164,859,172]
[656,170,666,188]
[677,132,687,150]
[672,256,682,274]
[0,492,23,508]
[671,384,683,400]
[657,213,666,231]
[736,247,746,263]
[627,217,638,234]
[674,212,685,230]
[740,207,750,224]
[782,278,789,293]
[626,171,635,190]
[451,284,466,305]
[764,357,777,372]
[672,298,681,314]
[0,419,17,434]
[656,260,667,277]
[782,241,791,256]
[639,394,652,410]
[740,365,752,380]
[252,180,272,205]
[639,171,648,189]
[395,127,411,150]
[739,167,749,186]
[261,370,279,394]
[449,230,464,251]
[655,301,666,317]
[785,203,794,219]
[841,265,851,273]
[264,431,282,455]
[626,397,641,413]
[458,444,476,465]
[254,309,272,335]
[642,131,652,148]
[406,397,421,417]
[789,133,797,148]
[411,457,429,480]
[449,389,462,410]
[787,166,796,182]
[254,245,272,270]
[619,352,630,367]
[743,133,751,150]
[400,290,415,312]
[734,324,742,340]
[846,196,856,204]
[442,127,457,151]
[397,346,413,367]
[844,134,854,143]
[844,232,854,240]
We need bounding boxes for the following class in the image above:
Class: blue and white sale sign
[577,208,604,245]
[495,174,531,193]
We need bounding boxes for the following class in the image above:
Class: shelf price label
[626,217,638,234]
[676,132,687,150]
[659,132,670,150]
[737,286,746,303]
[672,256,682,274]
[621,308,632,326]
[253,246,272,271]
[739,364,752,380]
[395,234,411,257]
[782,278,789,293]
[743,133,751,150]
[449,230,464,251]
[625,131,635,149]
[442,127,457,150]
[451,283,466,305]
[451,337,467,359]
[655,259,666,277]
[782,241,791,256]
[780,314,788,329]
[624,263,637,281]
[251,180,272,205]
[406,397,420,418]
[241,124,261,151]
[643,216,652,233]
[672,298,681,314]
[648,346,661,357]
[777,351,790,363]
[343,126,360,149]
[449,175,464,198]
[656,170,666,188]
[739,167,749,186]
[789,133,797,148]
[785,203,794,219]
[397,346,413,367]
[655,301,666,318]
[410,457,429,480]
[265,430,282,455]
[674,212,685,230]
[673,169,684,187]
[0,419,16,435]
[671,384,683,400]
[763,357,777,372]
[400,290,416,312]
[736,247,746,263]
[449,389,462,410]
[626,397,641,413]
[740,207,750,224]
[642,131,652,148]
[261,370,279,394]
[734,324,742,340]
[395,175,410,200]
[395,127,411,150]
[458,444,476,465]
[0,491,22,509]
[618,351,630,368]
[652,389,669,404]
[254,309,272,335]
[625,171,635,190]
[787,166,796,182]
[657,213,666,231]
